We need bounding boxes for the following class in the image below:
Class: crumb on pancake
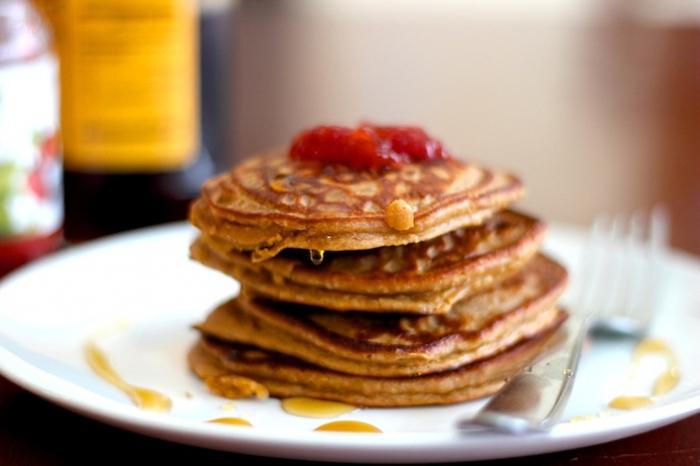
[385,199,415,231]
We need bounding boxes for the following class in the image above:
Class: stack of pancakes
[188,152,568,407]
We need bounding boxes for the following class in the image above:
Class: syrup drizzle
[608,338,681,411]
[85,342,172,412]
[633,338,680,396]
[315,420,382,433]
[310,250,325,265]
[281,397,356,418]
[208,417,252,427]
[608,395,655,410]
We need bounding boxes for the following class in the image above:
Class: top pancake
[192,151,523,261]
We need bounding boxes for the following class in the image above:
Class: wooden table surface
[1,374,698,465]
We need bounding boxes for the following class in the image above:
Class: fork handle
[469,315,591,433]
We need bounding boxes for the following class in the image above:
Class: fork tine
[598,213,628,319]
[650,205,670,253]
[622,210,646,321]
[590,206,670,336]
[641,205,670,325]
[616,210,654,334]
[577,214,609,315]
[589,214,613,317]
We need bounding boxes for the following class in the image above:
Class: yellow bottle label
[58,0,198,172]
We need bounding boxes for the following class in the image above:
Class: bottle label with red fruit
[0,53,61,239]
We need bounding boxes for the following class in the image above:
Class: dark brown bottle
[63,153,214,240]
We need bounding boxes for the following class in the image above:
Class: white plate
[1,223,700,463]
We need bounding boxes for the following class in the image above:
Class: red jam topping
[289,124,450,171]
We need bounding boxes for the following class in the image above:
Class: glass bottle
[50,0,215,241]
[0,0,61,275]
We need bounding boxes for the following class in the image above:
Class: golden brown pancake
[191,152,523,261]
[189,316,565,407]
[190,211,546,314]
[189,253,472,314]
[187,140,568,408]
[195,255,568,377]
[194,210,545,294]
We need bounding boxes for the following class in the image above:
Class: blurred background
[229,0,700,255]
[1,0,699,274]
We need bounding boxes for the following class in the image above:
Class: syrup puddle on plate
[221,402,236,411]
[314,420,382,433]
[607,338,681,411]
[208,417,252,427]
[569,411,611,423]
[84,341,172,412]
[608,395,655,410]
[281,397,356,418]
[634,338,681,396]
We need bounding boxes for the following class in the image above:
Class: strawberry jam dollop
[289,124,450,171]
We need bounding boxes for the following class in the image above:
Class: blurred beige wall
[229,0,700,251]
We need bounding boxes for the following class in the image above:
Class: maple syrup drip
[221,402,236,411]
[315,420,382,433]
[208,417,252,427]
[633,338,681,396]
[608,338,681,411]
[309,250,325,265]
[569,415,598,423]
[569,411,611,423]
[281,397,356,418]
[608,395,655,410]
[84,342,172,412]
[634,338,673,358]
[654,367,681,396]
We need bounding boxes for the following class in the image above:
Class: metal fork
[583,208,668,337]
[463,207,669,433]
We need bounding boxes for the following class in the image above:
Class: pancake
[191,151,523,261]
[189,251,472,314]
[186,131,568,408]
[190,210,546,314]
[195,255,568,377]
[189,316,565,407]
[194,210,545,294]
